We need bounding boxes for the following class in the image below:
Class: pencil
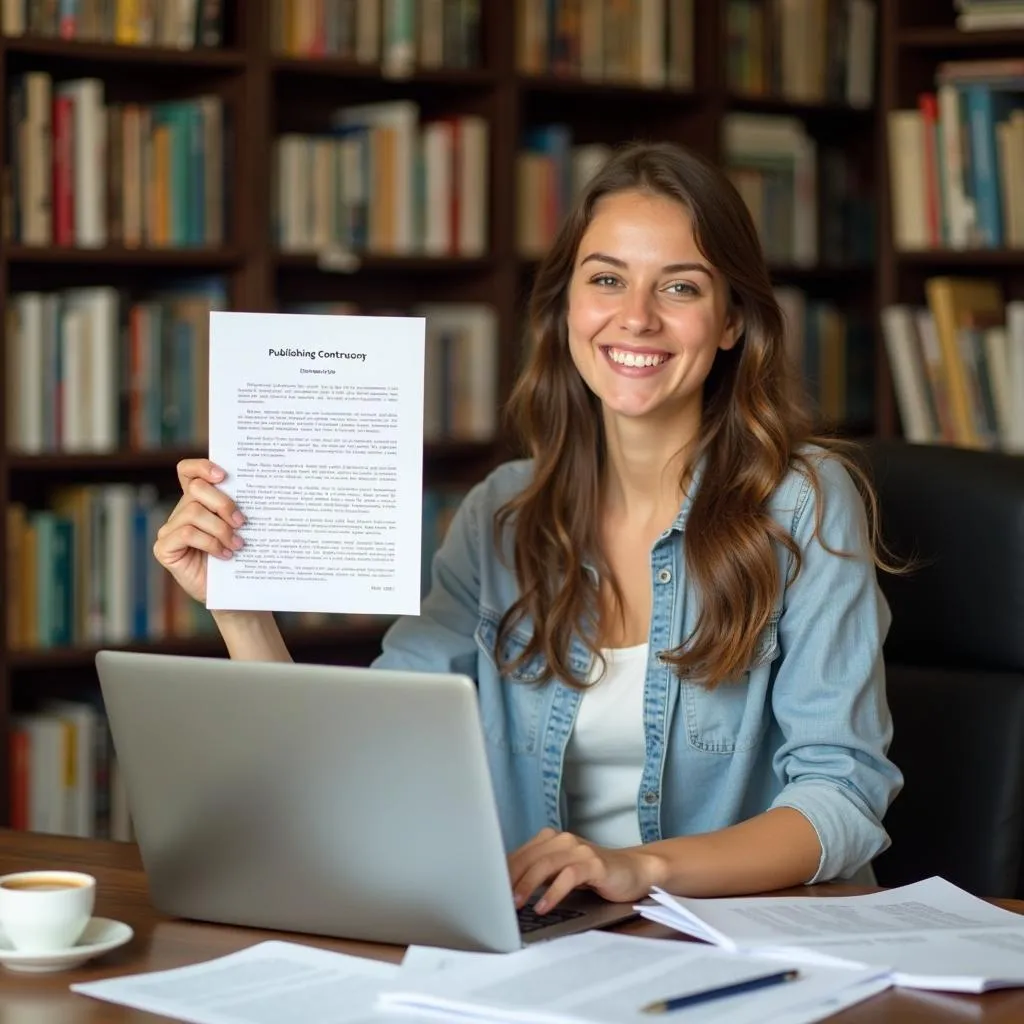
[640,968,800,1014]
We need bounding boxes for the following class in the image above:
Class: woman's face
[566,189,740,427]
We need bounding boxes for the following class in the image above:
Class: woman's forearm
[640,807,823,897]
[211,610,294,662]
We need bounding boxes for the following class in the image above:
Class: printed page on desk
[205,311,425,616]
[70,939,412,1024]
[641,876,1024,993]
[383,931,892,1024]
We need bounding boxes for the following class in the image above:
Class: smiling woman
[567,194,740,435]
[153,141,903,921]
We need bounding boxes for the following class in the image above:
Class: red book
[9,728,29,831]
[52,93,75,246]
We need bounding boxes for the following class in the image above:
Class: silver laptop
[95,650,638,952]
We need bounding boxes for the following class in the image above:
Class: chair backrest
[857,440,1024,898]
[862,439,1024,671]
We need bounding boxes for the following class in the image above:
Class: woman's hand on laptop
[507,828,663,914]
[153,459,246,603]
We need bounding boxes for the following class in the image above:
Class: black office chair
[859,439,1024,899]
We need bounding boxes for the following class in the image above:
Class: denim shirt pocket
[474,610,546,755]
[682,608,781,754]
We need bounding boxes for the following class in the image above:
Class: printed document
[640,876,1024,992]
[69,932,888,1024]
[71,940,408,1023]
[205,311,425,616]
[385,931,891,1024]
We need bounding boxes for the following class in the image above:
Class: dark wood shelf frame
[273,253,494,273]
[8,620,395,670]
[271,56,495,86]
[1,36,247,67]
[896,27,1024,48]
[6,245,244,267]
[895,249,1024,267]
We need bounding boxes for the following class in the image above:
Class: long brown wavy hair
[494,140,884,690]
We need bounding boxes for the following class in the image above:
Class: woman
[154,141,902,916]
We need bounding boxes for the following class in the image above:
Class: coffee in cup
[0,871,96,952]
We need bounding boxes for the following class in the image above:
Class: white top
[563,643,648,848]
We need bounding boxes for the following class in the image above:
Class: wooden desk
[2,830,1023,1023]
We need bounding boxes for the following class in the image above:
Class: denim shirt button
[644,790,659,805]
[656,567,672,584]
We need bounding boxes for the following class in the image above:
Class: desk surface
[2,830,1024,1023]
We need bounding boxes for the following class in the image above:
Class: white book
[18,714,68,835]
[102,484,137,643]
[63,286,119,451]
[880,304,937,443]
[640,876,1024,993]
[9,292,45,452]
[457,115,489,257]
[58,78,107,248]
[637,0,666,86]
[887,109,929,251]
[43,700,99,838]
[356,0,382,64]
[23,71,53,245]
[421,120,454,255]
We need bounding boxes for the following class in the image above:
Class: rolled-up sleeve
[768,455,904,882]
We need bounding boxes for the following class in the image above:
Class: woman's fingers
[176,458,225,494]
[156,502,243,561]
[185,476,245,527]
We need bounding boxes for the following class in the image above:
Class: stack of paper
[639,876,1024,993]
[71,931,891,1024]
[384,931,891,1024]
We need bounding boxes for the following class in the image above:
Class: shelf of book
[0,0,886,834]
[879,0,1024,448]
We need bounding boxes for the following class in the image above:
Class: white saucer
[0,917,133,973]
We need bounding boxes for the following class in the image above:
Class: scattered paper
[71,940,408,1024]
[641,876,1024,993]
[205,311,425,616]
[383,931,891,1024]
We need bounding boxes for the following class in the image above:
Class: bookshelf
[0,0,881,834]
[879,1,1024,448]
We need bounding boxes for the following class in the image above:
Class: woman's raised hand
[152,459,245,604]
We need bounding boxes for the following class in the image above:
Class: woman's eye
[589,274,620,287]
[666,281,699,296]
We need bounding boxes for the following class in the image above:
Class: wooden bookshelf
[877,1,1024,444]
[0,0,883,831]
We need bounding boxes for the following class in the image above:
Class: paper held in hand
[638,875,1024,993]
[205,311,425,616]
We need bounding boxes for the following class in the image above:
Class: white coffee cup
[0,870,96,952]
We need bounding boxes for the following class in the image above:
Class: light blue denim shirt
[373,451,903,883]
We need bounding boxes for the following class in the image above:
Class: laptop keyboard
[517,902,587,934]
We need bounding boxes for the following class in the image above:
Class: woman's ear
[719,309,744,352]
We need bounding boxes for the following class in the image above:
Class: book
[638,875,1024,993]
